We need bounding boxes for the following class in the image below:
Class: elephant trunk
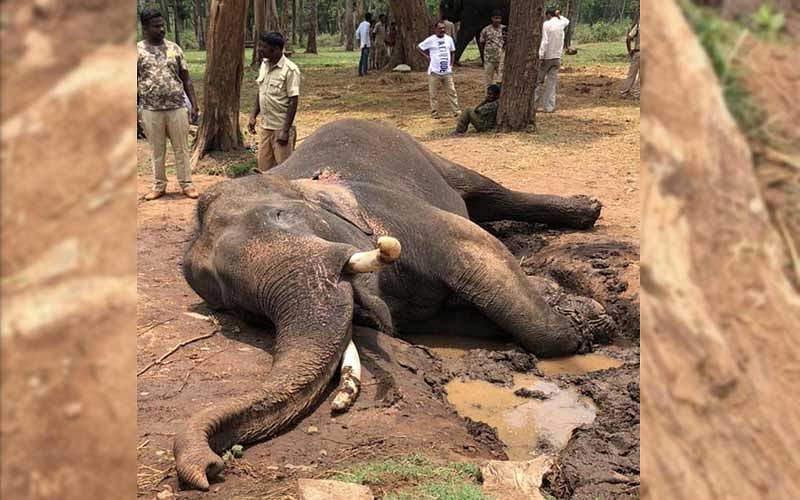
[173,281,354,491]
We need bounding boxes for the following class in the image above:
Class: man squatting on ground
[248,32,300,171]
[454,84,501,135]
[356,13,373,76]
[137,8,200,201]
[418,21,461,119]
[479,10,506,87]
[535,8,570,113]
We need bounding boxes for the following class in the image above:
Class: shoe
[182,186,200,199]
[453,111,461,118]
[144,189,165,201]
[431,114,441,120]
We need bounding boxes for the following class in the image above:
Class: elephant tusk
[331,340,361,413]
[345,236,401,273]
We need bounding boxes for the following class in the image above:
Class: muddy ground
[137,56,640,499]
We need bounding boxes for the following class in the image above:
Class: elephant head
[439,0,464,22]
[173,173,398,490]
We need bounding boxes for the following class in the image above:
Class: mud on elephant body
[175,119,613,490]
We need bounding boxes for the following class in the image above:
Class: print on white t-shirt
[418,34,456,75]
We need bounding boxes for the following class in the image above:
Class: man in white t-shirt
[355,12,373,76]
[418,21,461,119]
[535,9,570,112]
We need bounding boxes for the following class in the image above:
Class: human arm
[177,52,198,123]
[417,39,431,62]
[538,25,548,59]
[276,68,300,145]
[276,96,298,145]
[248,93,260,134]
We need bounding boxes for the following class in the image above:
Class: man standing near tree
[479,10,506,87]
[534,8,570,113]
[247,32,300,170]
[620,14,640,98]
[356,13,373,76]
[137,8,199,201]
[418,21,461,119]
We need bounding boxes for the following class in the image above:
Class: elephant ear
[292,179,374,236]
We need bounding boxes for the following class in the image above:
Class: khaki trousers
[484,55,504,87]
[258,126,296,170]
[427,73,461,117]
[141,108,193,191]
[621,51,640,97]
[534,58,561,112]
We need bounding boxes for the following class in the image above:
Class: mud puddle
[538,353,623,376]
[402,334,513,359]
[446,374,596,460]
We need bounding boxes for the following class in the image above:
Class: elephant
[174,119,614,490]
[440,0,510,63]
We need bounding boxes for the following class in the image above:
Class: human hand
[248,116,257,134]
[190,107,199,124]
[276,129,289,145]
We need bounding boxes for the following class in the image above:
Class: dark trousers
[359,47,370,76]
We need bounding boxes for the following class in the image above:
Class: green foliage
[680,1,766,141]
[573,19,632,44]
[751,3,785,42]
[332,454,485,499]
[225,157,258,178]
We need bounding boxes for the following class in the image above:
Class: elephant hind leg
[434,159,601,229]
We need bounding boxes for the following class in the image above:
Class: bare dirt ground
[137,59,640,499]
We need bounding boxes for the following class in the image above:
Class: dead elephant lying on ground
[175,118,616,490]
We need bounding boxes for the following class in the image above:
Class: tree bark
[192,0,248,165]
[345,0,354,51]
[497,0,543,131]
[251,0,265,66]
[306,0,317,53]
[298,0,304,44]
[642,1,800,498]
[386,0,430,70]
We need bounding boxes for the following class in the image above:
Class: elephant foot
[332,340,362,413]
[528,276,618,352]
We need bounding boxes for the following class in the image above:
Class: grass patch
[573,19,633,44]
[567,41,629,66]
[680,1,766,141]
[225,157,258,178]
[331,454,486,500]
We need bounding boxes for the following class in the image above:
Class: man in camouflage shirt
[137,8,199,200]
[453,84,500,134]
[479,10,506,87]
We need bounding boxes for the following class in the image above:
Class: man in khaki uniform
[479,10,505,87]
[248,32,300,170]
[137,8,199,200]
[621,17,640,98]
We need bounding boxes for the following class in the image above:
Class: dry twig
[137,331,218,376]
[137,317,175,337]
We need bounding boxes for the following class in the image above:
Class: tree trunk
[345,0,354,51]
[192,0,248,165]
[251,0,265,66]
[160,0,172,33]
[564,0,577,48]
[173,0,182,47]
[386,0,430,70]
[298,0,304,44]
[195,0,207,49]
[292,0,297,44]
[306,0,317,53]
[357,0,364,20]
[497,0,543,131]
[642,1,800,498]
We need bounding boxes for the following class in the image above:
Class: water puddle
[538,353,623,376]
[446,374,596,460]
